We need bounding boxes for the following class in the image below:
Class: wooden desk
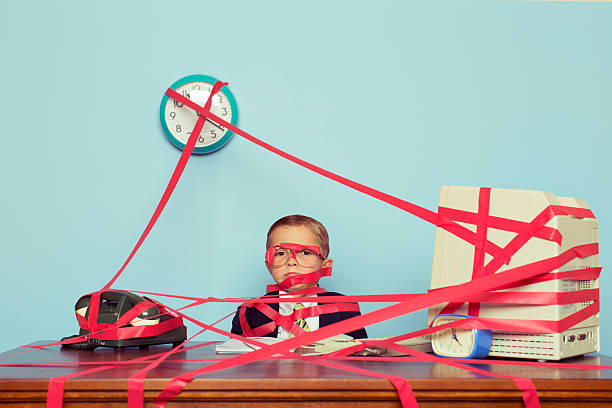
[1,341,611,407]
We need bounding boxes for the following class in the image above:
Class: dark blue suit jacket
[231,290,368,339]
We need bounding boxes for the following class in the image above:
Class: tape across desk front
[1,341,611,407]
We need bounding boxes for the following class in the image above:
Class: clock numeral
[169,112,176,120]
[176,125,182,133]
[193,84,200,90]
[210,130,217,139]
[222,107,228,116]
[198,136,205,143]
[218,94,223,103]
[174,100,183,108]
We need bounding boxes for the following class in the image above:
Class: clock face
[432,315,476,358]
[160,74,238,154]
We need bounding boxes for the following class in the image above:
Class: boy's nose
[286,254,298,266]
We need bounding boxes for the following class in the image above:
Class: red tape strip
[151,243,598,407]
[31,78,603,408]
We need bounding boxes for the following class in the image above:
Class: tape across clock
[431,314,492,359]
[159,74,238,154]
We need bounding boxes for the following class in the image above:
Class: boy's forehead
[268,225,321,247]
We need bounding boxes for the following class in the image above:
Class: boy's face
[266,225,333,293]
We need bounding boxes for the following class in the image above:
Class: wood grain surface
[0,341,610,407]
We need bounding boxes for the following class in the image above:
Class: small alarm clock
[431,314,492,359]
[160,74,238,154]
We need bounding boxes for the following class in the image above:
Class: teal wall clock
[160,74,238,154]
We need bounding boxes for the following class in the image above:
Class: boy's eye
[274,250,287,257]
[299,250,314,257]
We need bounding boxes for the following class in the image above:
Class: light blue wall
[1,0,610,354]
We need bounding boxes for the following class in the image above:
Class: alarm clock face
[160,74,238,154]
[431,314,492,359]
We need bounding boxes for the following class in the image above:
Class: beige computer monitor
[427,186,600,360]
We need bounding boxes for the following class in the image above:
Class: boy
[231,214,367,339]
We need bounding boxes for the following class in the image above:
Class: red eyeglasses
[265,243,325,268]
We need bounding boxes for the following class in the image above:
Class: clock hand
[167,89,225,132]
[451,328,462,345]
[205,118,224,131]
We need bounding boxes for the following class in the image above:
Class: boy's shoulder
[318,291,345,297]
[262,290,346,297]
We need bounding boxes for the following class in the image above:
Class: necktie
[292,303,310,334]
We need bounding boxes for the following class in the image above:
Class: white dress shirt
[276,291,319,339]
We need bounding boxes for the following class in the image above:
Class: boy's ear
[264,261,272,273]
[322,258,333,268]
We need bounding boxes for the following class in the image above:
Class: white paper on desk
[214,334,353,354]
[215,337,283,354]
[299,335,432,356]
[215,334,432,355]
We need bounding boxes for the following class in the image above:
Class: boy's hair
[266,215,330,258]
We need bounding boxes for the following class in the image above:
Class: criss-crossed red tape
[437,206,563,245]
[71,290,186,342]
[23,78,602,408]
[468,187,491,316]
[272,266,332,291]
[125,266,600,306]
[244,291,361,337]
[127,310,237,408]
[44,341,218,408]
[78,295,154,331]
[162,88,510,263]
[151,243,599,408]
[367,341,541,408]
[102,81,226,291]
[439,203,597,316]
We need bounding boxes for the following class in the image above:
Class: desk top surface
[1,341,611,387]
